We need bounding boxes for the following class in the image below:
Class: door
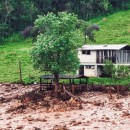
[79,65,84,75]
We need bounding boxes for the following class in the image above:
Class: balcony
[96,56,116,64]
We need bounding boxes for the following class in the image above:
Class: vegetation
[90,10,130,44]
[1,0,130,42]
[103,59,130,85]
[0,34,41,83]
[103,59,115,77]
[31,12,86,95]
[1,5,130,84]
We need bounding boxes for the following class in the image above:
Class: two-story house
[78,44,130,77]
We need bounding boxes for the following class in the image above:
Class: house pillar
[95,65,98,77]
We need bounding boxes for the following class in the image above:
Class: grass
[88,10,130,44]
[0,34,41,83]
[1,10,130,83]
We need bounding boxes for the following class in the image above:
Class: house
[78,44,130,77]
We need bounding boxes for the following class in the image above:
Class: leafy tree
[103,59,115,77]
[114,65,130,82]
[84,24,100,42]
[31,12,85,95]
[103,59,130,83]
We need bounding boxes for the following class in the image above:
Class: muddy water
[0,84,130,130]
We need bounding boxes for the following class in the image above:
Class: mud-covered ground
[0,83,130,130]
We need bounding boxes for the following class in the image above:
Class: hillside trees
[0,0,130,42]
[0,0,38,42]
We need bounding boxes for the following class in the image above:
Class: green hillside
[0,10,130,83]
[0,35,41,83]
[90,10,130,44]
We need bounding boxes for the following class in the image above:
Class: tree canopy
[31,12,85,78]
[1,0,130,42]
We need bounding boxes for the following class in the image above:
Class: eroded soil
[0,83,130,130]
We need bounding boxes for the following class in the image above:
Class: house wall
[78,50,96,64]
[84,68,97,77]
[78,50,97,77]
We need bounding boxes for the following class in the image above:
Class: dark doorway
[79,65,84,75]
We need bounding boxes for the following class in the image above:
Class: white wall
[78,50,96,64]
[84,65,97,77]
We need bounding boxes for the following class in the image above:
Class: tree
[103,59,115,77]
[104,59,130,82]
[103,59,130,94]
[31,12,85,96]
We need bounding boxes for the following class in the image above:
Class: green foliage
[103,59,130,84]
[1,9,130,84]
[103,59,115,77]
[1,0,130,41]
[114,65,130,80]
[0,0,38,37]
[31,12,84,76]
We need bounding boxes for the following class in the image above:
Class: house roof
[40,75,88,79]
[79,44,128,50]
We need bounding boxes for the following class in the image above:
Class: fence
[0,60,41,83]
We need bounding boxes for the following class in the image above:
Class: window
[87,50,91,55]
[82,50,86,54]
[86,65,95,69]
[82,50,91,55]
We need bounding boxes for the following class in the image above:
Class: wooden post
[19,61,22,83]
[80,79,81,84]
[85,78,88,91]
[117,85,119,97]
[109,82,112,99]
[72,79,74,84]
[40,77,42,91]
[72,85,75,95]
[69,78,71,85]
[92,82,94,91]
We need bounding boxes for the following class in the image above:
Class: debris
[27,116,34,121]
[52,125,69,130]
[16,125,24,129]
[122,111,130,117]
[6,103,26,113]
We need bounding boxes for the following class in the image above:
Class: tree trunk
[53,73,59,97]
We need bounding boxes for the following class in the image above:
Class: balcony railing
[96,56,116,64]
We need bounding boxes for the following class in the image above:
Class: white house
[78,44,130,77]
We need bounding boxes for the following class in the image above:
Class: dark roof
[40,75,88,79]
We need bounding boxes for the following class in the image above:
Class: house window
[82,50,91,55]
[82,50,86,54]
[87,50,91,55]
[86,65,95,69]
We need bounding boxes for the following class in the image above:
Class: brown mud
[0,83,130,130]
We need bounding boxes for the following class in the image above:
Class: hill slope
[89,10,130,44]
[0,35,40,83]
[1,10,130,83]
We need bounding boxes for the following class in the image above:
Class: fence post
[19,61,22,83]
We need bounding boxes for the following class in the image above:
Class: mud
[0,84,130,130]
